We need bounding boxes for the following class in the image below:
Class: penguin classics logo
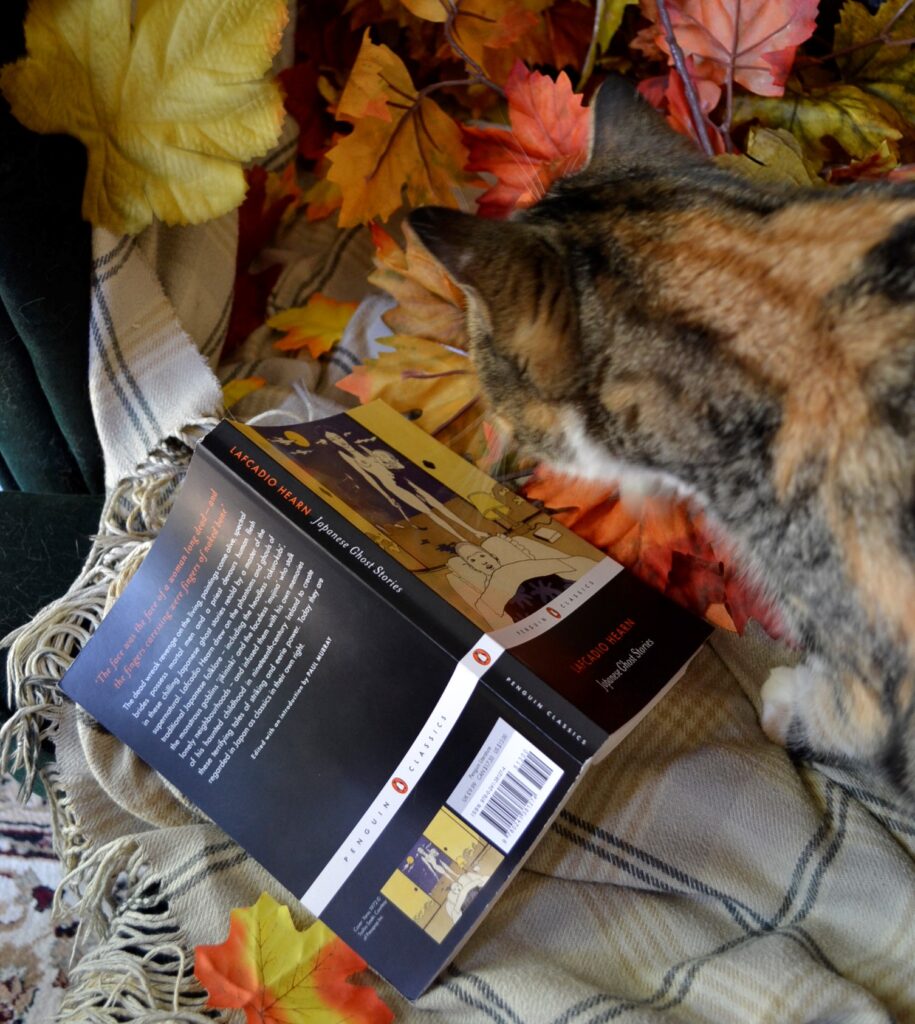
[472,649,491,666]
[391,777,409,795]
[547,607,561,619]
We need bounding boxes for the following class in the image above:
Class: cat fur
[408,78,915,800]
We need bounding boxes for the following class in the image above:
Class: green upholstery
[0,0,105,719]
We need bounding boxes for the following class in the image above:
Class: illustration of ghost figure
[417,845,459,882]
[324,430,487,541]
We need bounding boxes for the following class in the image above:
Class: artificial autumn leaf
[223,377,267,409]
[280,61,334,161]
[325,32,472,225]
[597,0,638,52]
[268,295,359,357]
[639,64,725,152]
[717,126,822,185]
[338,335,479,434]
[463,61,590,218]
[305,148,346,222]
[647,0,819,97]
[732,83,901,166]
[195,892,392,1024]
[833,0,915,138]
[225,165,301,355]
[0,0,287,236]
[350,0,416,28]
[522,466,782,636]
[405,0,539,80]
[538,0,596,70]
[827,138,901,182]
[337,334,502,465]
[368,223,467,344]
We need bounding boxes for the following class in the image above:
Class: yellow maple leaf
[195,892,392,1024]
[368,223,467,345]
[222,376,266,409]
[717,127,823,186]
[0,0,288,235]
[267,294,359,357]
[834,0,915,138]
[337,334,478,435]
[732,83,901,167]
[597,0,637,50]
[337,333,503,466]
[325,31,471,226]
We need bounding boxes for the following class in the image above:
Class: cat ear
[588,75,702,172]
[407,207,532,293]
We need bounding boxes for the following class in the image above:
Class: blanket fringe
[0,430,210,800]
[55,840,213,1024]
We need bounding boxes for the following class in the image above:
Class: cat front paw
[760,665,801,747]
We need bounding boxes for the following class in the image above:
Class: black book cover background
[59,408,710,997]
[58,447,466,892]
[58,431,584,998]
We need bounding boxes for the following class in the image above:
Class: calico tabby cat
[408,78,915,800]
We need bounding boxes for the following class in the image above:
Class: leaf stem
[368,76,476,186]
[578,0,606,92]
[800,0,915,67]
[438,0,506,97]
[720,0,740,152]
[655,0,716,156]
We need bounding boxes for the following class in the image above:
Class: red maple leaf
[224,166,297,355]
[639,63,726,152]
[462,60,590,218]
[523,465,783,637]
[647,0,819,98]
[279,62,333,162]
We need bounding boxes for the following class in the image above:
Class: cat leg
[760,659,892,769]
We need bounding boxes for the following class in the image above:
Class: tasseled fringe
[43,759,91,874]
[55,841,215,1024]
[0,428,212,800]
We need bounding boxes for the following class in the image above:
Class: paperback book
[60,400,710,999]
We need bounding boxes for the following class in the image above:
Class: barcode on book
[447,720,562,852]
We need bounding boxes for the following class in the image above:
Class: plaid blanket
[3,28,915,1023]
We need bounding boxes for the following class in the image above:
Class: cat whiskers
[479,127,549,209]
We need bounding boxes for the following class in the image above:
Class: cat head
[407,77,715,465]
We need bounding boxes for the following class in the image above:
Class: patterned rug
[0,773,77,1023]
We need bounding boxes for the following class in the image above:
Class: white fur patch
[760,665,811,746]
[559,408,698,504]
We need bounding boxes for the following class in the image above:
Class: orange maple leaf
[368,222,467,344]
[267,294,358,357]
[404,0,540,80]
[195,892,392,1024]
[325,31,472,225]
[534,0,595,71]
[462,61,590,218]
[646,0,819,98]
[337,334,479,434]
[523,466,782,636]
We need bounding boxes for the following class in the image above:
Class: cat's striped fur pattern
[409,78,915,799]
